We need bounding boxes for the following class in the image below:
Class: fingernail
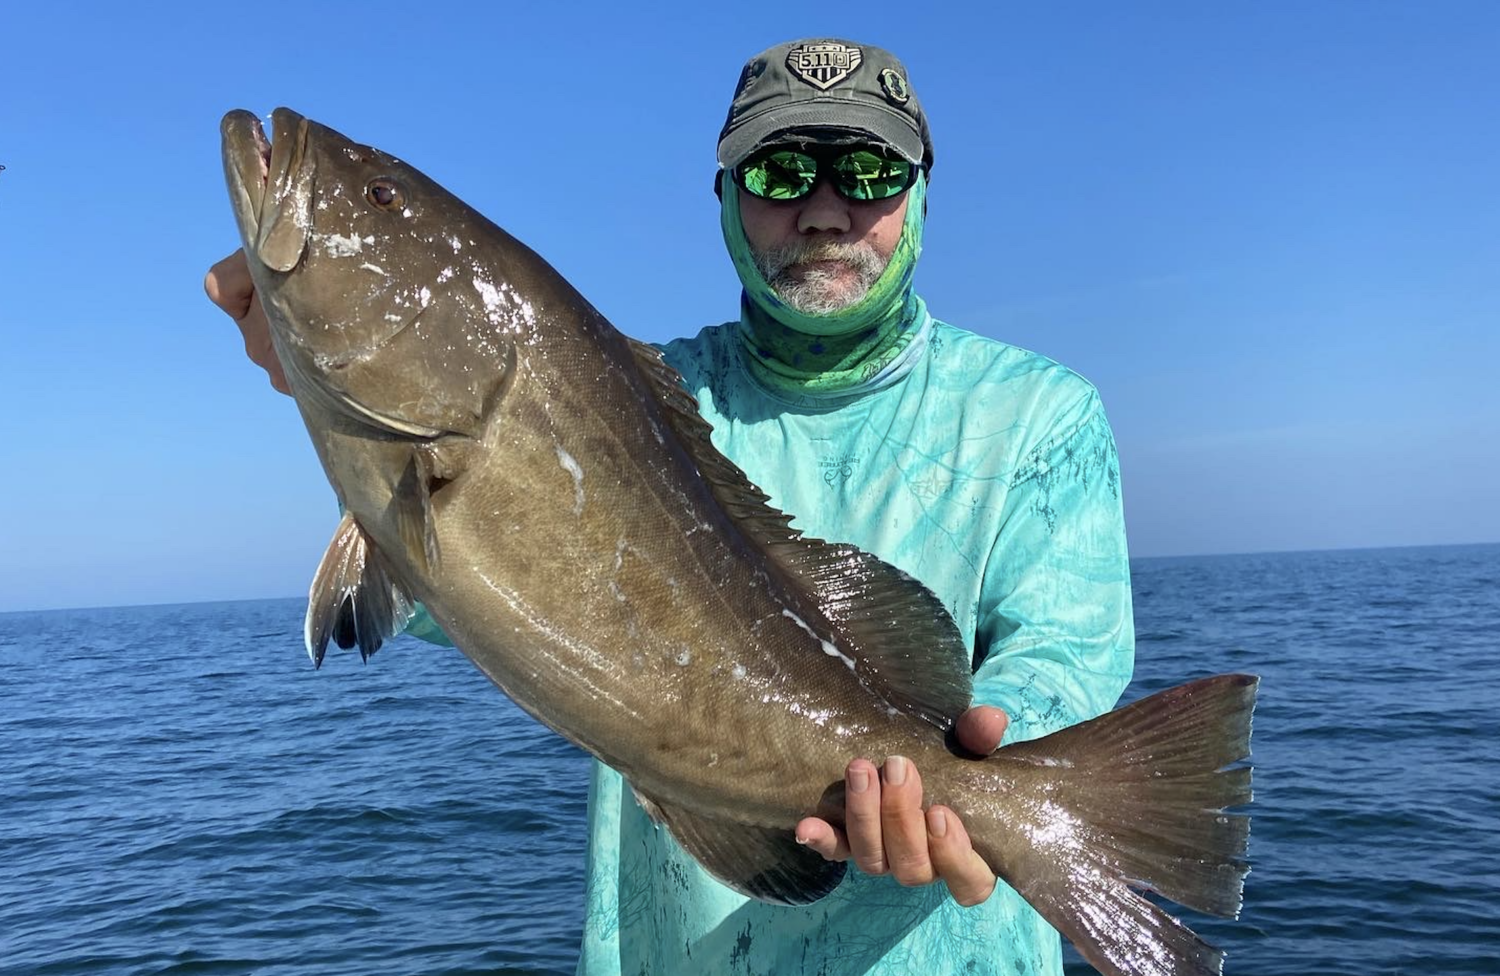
[885,755,907,786]
[849,767,869,794]
[929,808,948,838]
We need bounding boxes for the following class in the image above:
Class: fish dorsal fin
[305,512,418,667]
[631,786,846,905]
[627,339,972,730]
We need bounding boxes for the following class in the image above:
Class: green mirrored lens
[832,151,913,201]
[737,147,915,202]
[740,150,818,200]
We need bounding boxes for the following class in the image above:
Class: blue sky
[2,2,1495,612]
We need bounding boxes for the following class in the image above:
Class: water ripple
[5,546,1499,975]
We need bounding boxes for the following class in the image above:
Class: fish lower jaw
[221,110,276,245]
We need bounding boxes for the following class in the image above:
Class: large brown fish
[221,107,1256,976]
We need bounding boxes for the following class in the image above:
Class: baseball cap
[717,39,934,172]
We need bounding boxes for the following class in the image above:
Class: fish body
[221,108,1256,976]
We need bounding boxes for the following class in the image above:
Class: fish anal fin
[631,787,845,906]
[305,512,418,667]
[625,338,971,730]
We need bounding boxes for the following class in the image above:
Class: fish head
[221,107,524,441]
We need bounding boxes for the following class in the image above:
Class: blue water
[2,544,1497,975]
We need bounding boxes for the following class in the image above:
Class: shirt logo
[820,454,860,487]
[786,42,863,91]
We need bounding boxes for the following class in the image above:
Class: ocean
[2,543,1496,975]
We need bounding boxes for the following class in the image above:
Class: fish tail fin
[970,673,1257,976]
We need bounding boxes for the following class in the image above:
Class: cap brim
[718,102,924,169]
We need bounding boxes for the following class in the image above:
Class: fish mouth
[221,107,313,272]
[220,108,453,441]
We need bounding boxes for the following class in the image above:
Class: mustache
[752,239,886,282]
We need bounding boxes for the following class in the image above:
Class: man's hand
[204,250,290,395]
[795,705,1007,907]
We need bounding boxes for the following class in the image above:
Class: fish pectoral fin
[305,512,418,667]
[394,432,488,574]
[390,450,448,574]
[631,788,845,906]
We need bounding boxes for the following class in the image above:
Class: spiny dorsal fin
[305,512,418,667]
[627,338,971,729]
[631,786,846,905]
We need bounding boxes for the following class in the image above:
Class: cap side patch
[878,68,910,105]
[785,42,863,91]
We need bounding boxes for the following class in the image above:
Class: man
[206,38,1134,976]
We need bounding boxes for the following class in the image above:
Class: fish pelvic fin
[974,673,1258,976]
[631,787,846,906]
[305,512,418,667]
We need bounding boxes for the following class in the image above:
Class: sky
[1,2,1496,612]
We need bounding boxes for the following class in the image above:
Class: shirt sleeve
[971,390,1136,743]
[402,602,454,647]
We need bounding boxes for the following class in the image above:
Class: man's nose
[796,181,851,235]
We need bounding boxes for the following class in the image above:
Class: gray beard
[751,240,887,315]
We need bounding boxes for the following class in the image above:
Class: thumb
[955,705,1008,755]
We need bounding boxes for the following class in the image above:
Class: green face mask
[721,172,929,396]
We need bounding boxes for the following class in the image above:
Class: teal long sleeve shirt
[573,317,1135,976]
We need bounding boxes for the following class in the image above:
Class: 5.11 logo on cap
[786,42,863,91]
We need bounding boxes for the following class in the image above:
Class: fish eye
[365,178,406,210]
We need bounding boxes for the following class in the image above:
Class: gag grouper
[221,107,1257,976]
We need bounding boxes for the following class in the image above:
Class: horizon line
[1,538,1495,617]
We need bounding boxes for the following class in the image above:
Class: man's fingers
[240,291,291,394]
[205,250,254,320]
[955,705,1009,756]
[843,759,886,875]
[811,756,997,907]
[242,301,273,360]
[880,756,935,886]
[206,250,292,396]
[795,817,849,861]
[926,805,997,907]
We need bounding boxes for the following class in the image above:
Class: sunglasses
[733,145,918,202]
